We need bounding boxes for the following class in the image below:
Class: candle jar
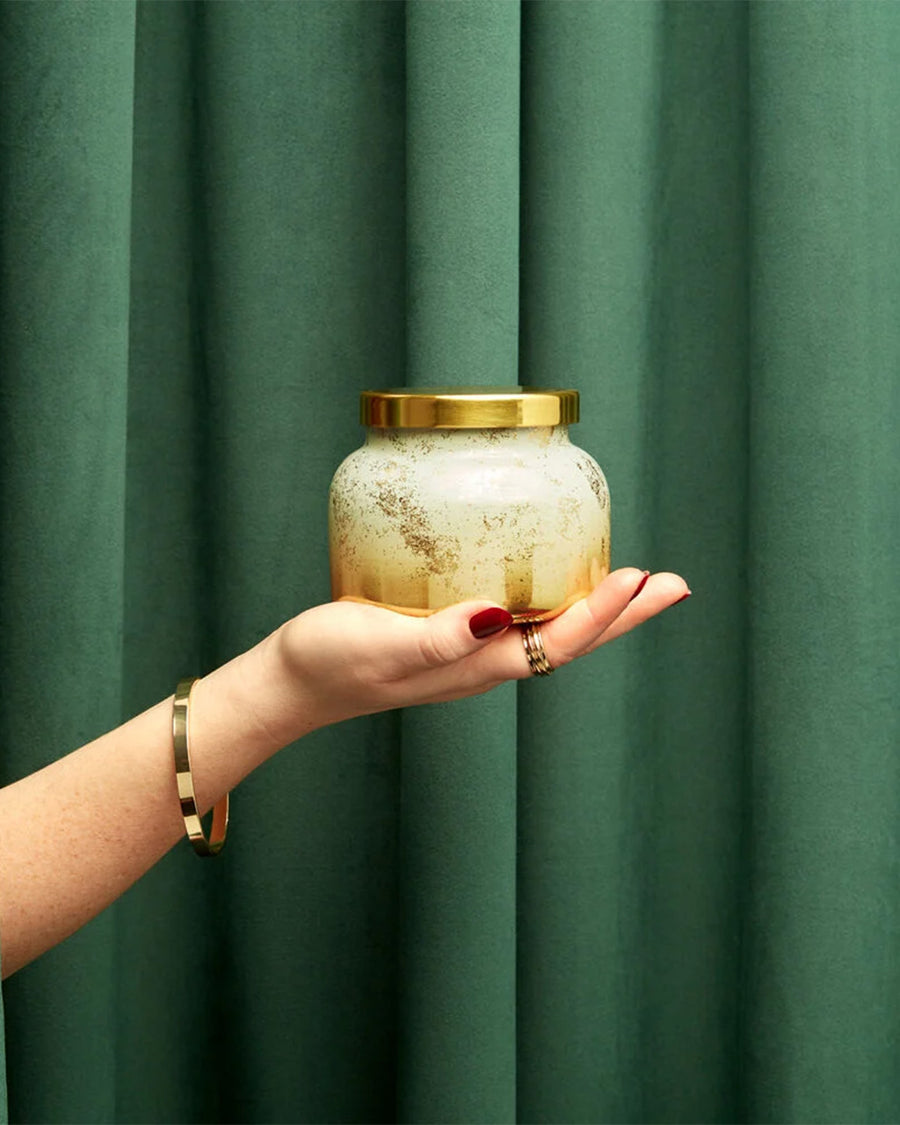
[328,387,610,622]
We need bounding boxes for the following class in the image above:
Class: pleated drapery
[1,3,898,1123]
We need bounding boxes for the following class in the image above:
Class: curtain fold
[121,5,408,1121]
[744,6,900,1121]
[400,5,519,1122]
[0,2,898,1123]
[0,4,137,1121]
[517,4,752,1121]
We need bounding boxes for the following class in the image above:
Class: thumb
[416,601,514,669]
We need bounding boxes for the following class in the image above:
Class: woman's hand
[264,568,690,736]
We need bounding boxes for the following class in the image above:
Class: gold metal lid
[361,386,579,429]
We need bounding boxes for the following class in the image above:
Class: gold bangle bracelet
[172,677,230,857]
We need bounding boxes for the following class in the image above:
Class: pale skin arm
[0,567,688,978]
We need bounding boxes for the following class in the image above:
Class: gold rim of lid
[360,387,579,429]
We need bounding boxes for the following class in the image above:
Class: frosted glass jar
[328,387,610,623]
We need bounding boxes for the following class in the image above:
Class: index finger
[546,569,690,663]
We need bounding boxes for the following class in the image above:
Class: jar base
[335,590,588,624]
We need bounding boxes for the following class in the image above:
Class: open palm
[273,567,690,727]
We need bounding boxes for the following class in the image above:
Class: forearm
[0,627,319,978]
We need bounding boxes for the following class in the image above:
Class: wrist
[185,629,325,811]
[249,623,330,745]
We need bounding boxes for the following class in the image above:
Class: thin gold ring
[173,677,230,856]
[521,623,554,676]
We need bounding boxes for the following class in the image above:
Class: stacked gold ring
[521,623,554,676]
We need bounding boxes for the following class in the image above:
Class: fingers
[579,572,690,650]
[370,567,689,702]
[544,569,690,664]
[415,568,683,679]
[465,568,690,685]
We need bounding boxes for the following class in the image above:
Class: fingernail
[469,607,514,639]
[629,571,650,602]
[675,591,691,604]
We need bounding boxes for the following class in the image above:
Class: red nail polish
[675,591,691,604]
[629,571,650,602]
[469,607,514,639]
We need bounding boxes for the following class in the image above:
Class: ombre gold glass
[328,388,611,623]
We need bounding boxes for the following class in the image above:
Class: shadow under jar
[328,387,611,623]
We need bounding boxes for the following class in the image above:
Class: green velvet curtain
[1,2,898,1122]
